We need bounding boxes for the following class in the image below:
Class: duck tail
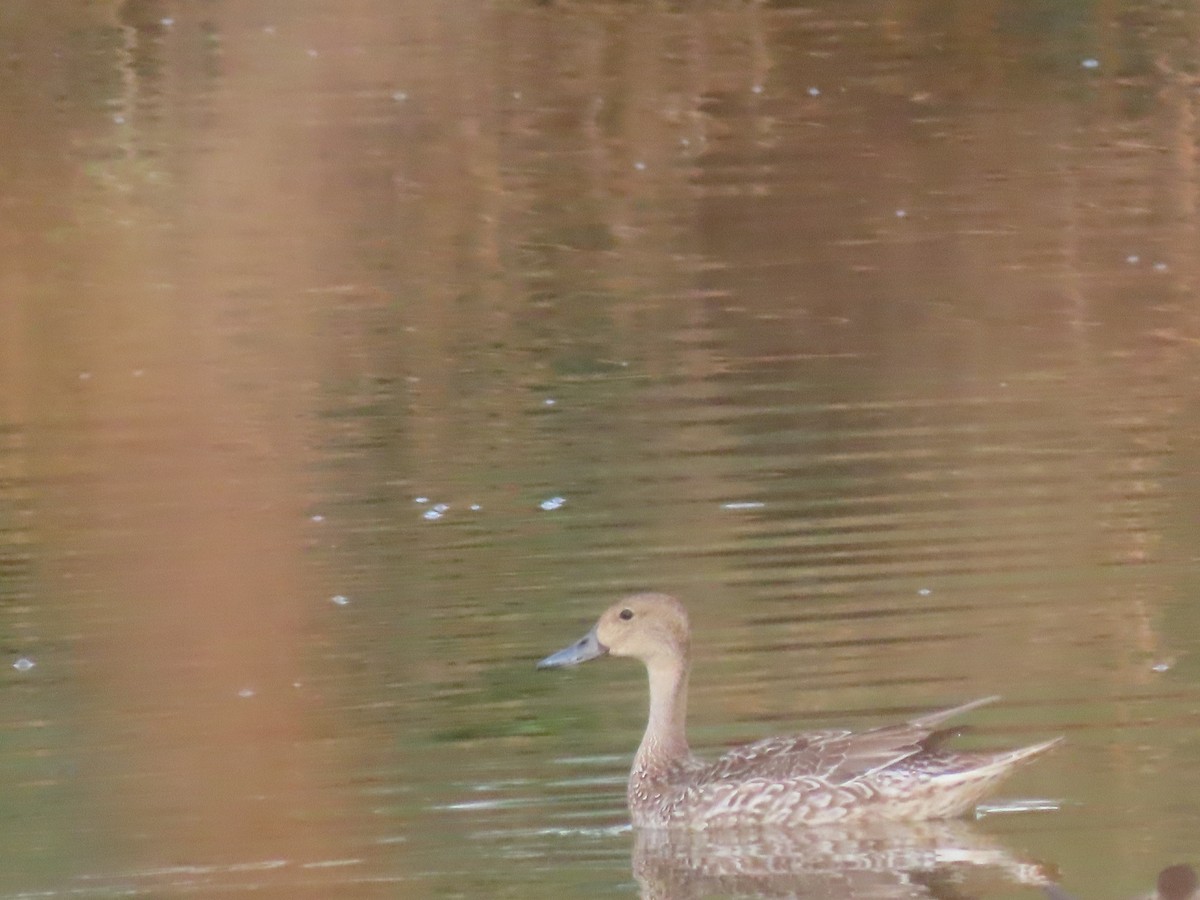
[908,696,1001,729]
[989,736,1064,771]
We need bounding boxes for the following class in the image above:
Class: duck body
[624,697,1058,829]
[537,593,1061,830]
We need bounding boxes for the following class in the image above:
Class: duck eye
[619,608,634,620]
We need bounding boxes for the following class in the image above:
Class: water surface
[2,1,1199,897]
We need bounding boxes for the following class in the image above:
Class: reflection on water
[634,821,1054,900]
[1,0,1199,897]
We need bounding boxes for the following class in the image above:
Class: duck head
[536,592,690,670]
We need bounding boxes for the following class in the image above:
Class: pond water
[2,1,1199,897]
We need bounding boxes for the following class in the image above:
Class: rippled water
[2,1,1199,898]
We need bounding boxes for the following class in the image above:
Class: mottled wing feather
[698,697,1001,787]
[819,724,937,784]
[700,730,852,783]
[821,696,1001,784]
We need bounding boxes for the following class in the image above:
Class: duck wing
[700,728,855,783]
[701,696,1000,787]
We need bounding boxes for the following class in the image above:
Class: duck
[537,592,1062,829]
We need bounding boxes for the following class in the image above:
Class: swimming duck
[537,592,1061,829]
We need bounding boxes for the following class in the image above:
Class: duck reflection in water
[538,593,1062,829]
[634,819,1058,900]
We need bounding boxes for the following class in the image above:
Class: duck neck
[634,656,691,774]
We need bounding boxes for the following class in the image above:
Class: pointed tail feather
[923,736,1063,818]
[943,736,1064,786]
[988,736,1064,771]
[908,696,1001,729]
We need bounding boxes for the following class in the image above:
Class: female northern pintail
[537,592,1061,829]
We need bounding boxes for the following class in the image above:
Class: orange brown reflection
[0,1,394,895]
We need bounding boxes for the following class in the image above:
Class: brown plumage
[537,592,1061,829]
